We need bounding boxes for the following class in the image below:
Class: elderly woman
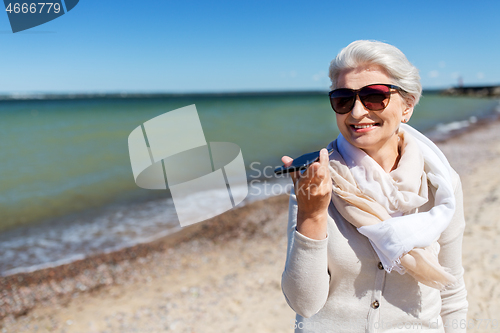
[281,40,468,333]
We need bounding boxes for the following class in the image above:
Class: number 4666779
[5,3,62,14]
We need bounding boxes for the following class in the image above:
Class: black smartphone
[274,148,334,175]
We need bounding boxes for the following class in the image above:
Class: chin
[351,142,376,152]
[346,135,379,150]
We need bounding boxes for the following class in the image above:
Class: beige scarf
[328,125,457,290]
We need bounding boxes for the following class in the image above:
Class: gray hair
[328,40,422,106]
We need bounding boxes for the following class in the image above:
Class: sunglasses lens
[359,85,391,111]
[329,84,396,114]
[330,89,355,114]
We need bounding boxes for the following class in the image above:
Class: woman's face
[335,64,414,158]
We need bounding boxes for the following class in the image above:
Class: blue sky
[1,0,499,93]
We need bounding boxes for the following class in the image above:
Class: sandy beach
[2,119,500,333]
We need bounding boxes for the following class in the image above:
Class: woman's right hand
[282,148,332,240]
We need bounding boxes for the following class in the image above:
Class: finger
[304,161,320,179]
[281,155,293,167]
[281,155,299,184]
[315,148,330,180]
[319,148,329,166]
[307,148,330,184]
[305,164,326,189]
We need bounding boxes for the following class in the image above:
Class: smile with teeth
[351,123,378,129]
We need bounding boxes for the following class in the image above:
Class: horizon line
[2,83,500,101]
[0,87,459,101]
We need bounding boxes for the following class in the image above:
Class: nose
[350,95,369,119]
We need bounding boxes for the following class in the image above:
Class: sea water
[0,92,499,276]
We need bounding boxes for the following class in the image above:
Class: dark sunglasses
[328,83,404,114]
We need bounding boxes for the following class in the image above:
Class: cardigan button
[378,262,384,270]
[372,300,380,309]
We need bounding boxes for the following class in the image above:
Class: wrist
[296,210,328,240]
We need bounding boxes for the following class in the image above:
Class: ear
[401,97,415,123]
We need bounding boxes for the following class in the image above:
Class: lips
[350,123,379,129]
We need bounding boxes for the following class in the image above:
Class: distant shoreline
[3,86,498,101]
[442,84,500,97]
[0,90,329,101]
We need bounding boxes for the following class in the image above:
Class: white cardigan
[281,170,468,333]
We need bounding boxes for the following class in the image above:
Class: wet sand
[2,120,500,332]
